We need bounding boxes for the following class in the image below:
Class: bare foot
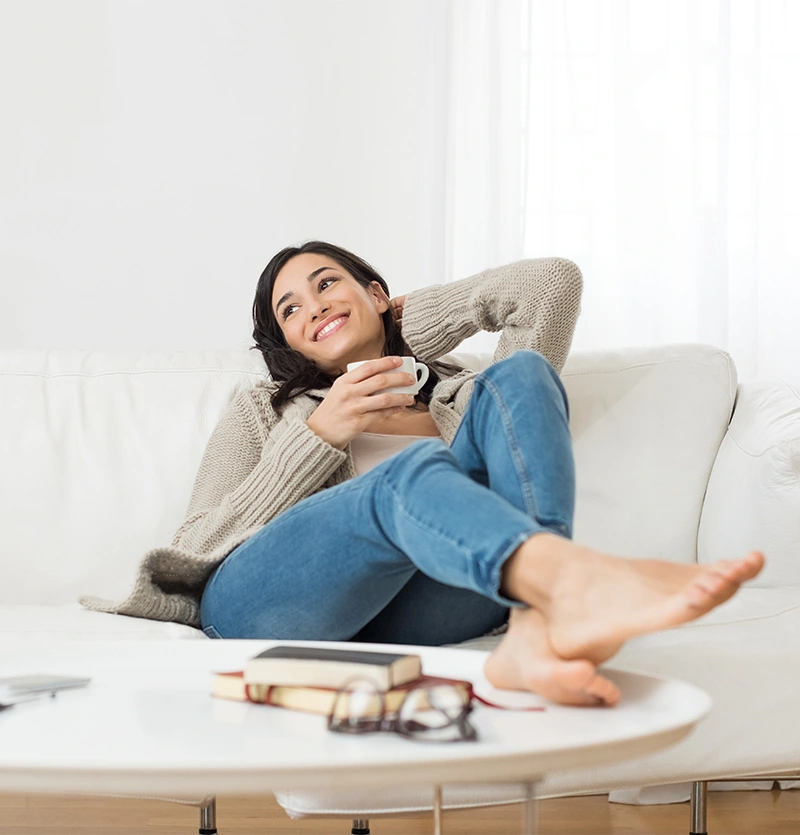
[502,534,765,665]
[485,607,621,706]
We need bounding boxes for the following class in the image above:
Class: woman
[84,241,763,706]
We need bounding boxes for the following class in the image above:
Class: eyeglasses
[327,676,478,743]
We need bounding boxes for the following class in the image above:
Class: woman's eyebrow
[274,266,336,314]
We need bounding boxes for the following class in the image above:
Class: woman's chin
[308,334,384,374]
[309,347,352,375]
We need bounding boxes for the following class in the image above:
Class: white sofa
[2,344,799,832]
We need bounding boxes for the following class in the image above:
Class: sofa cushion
[561,344,735,562]
[0,604,205,645]
[698,379,800,587]
[0,351,266,606]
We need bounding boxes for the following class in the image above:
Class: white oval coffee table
[0,639,710,799]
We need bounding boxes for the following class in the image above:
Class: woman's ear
[369,281,390,314]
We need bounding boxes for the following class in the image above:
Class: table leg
[199,797,217,835]
[690,781,708,835]
[433,785,443,835]
[430,781,539,834]
[521,781,538,835]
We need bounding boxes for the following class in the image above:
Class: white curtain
[445,0,800,381]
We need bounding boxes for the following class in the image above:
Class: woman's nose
[310,302,330,321]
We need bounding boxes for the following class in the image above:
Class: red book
[211,671,545,714]
[211,670,473,716]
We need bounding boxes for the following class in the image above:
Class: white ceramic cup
[347,357,430,395]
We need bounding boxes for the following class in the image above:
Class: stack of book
[212,645,472,716]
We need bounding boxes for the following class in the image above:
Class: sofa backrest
[0,344,736,606]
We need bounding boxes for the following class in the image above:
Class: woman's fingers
[346,356,401,380]
[361,371,415,396]
[390,294,406,324]
[346,358,413,395]
[339,356,414,418]
[361,392,416,413]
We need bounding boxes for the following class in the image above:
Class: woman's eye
[281,276,338,320]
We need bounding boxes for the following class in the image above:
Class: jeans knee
[503,349,553,374]
[482,351,557,388]
[479,351,569,413]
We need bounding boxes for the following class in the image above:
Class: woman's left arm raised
[399,258,583,374]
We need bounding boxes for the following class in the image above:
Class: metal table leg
[522,781,538,835]
[690,780,708,835]
[433,785,443,835]
[199,797,217,835]
[431,780,539,835]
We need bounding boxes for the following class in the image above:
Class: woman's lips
[315,316,349,341]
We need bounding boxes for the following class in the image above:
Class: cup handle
[414,362,429,392]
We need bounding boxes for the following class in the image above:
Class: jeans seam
[474,373,538,519]
[475,361,573,536]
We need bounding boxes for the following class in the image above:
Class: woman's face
[271,252,390,376]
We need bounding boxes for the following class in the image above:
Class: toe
[740,551,765,579]
[585,672,621,707]
[711,552,764,583]
[687,574,739,610]
[695,570,735,595]
[554,659,598,692]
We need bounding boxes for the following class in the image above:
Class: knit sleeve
[170,389,347,555]
[399,258,583,374]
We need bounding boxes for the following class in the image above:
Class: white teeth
[316,317,347,340]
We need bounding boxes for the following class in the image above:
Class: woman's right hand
[305,356,416,450]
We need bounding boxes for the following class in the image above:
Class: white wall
[0,0,451,351]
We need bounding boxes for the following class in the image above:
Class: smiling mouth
[315,316,349,341]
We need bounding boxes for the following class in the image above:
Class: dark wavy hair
[252,241,463,414]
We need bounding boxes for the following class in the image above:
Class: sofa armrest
[698,380,800,587]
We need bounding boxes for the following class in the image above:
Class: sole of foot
[485,608,621,707]
[525,543,765,666]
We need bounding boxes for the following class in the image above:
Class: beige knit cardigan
[80,258,583,628]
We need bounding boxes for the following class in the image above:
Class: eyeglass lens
[328,677,476,742]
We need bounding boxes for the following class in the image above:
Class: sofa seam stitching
[670,601,800,630]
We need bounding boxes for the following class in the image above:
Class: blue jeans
[200,350,575,645]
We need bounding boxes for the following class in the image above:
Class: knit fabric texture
[79,257,583,627]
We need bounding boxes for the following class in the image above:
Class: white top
[0,639,711,796]
[350,433,434,476]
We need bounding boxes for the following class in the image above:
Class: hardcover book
[244,645,423,690]
[212,670,472,717]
